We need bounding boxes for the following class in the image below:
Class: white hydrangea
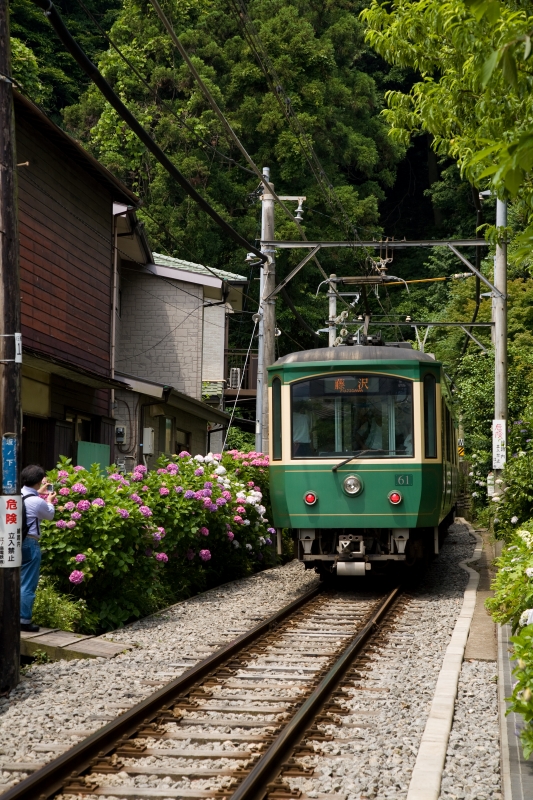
[245,495,258,505]
[469,472,474,477]
[492,496,501,502]
[259,537,265,545]
[496,478,504,485]
[204,453,215,463]
[257,505,266,515]
[518,530,533,548]
[214,465,227,475]
[194,454,205,462]
[526,568,533,578]
[232,540,240,548]
[243,519,250,526]
[520,609,533,626]
[236,491,246,500]
[245,543,252,550]
[511,516,519,524]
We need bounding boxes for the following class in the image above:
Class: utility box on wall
[142,427,155,456]
[74,442,111,473]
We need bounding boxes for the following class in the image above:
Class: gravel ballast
[0,560,319,792]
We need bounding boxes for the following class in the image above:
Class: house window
[159,417,174,454]
[175,428,191,453]
[66,412,92,442]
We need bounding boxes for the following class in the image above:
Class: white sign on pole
[493,419,506,470]
[0,495,22,568]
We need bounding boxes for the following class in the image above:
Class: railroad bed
[0,522,501,800]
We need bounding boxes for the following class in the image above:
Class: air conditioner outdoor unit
[229,367,241,389]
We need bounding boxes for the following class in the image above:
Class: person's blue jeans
[20,536,41,623]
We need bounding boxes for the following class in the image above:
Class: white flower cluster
[520,608,533,627]
[518,530,533,548]
[526,567,533,578]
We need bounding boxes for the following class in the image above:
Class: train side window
[423,374,437,458]
[272,377,282,460]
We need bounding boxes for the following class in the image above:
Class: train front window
[291,374,413,459]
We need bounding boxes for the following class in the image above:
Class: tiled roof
[153,252,247,282]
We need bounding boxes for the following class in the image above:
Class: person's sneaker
[20,622,40,632]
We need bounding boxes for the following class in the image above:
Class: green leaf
[501,49,519,90]
[524,36,532,61]
[480,50,500,87]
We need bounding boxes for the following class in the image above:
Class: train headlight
[343,475,363,496]
[388,491,402,505]
[304,491,317,505]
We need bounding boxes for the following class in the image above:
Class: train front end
[267,345,458,577]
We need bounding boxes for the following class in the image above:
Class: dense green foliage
[40,453,275,630]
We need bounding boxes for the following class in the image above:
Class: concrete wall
[117,271,203,399]
[202,305,226,384]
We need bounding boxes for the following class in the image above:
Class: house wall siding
[16,117,113,376]
[202,305,226,383]
[117,270,203,399]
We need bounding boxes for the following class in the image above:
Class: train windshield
[291,374,413,459]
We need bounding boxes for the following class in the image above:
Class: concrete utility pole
[493,199,507,480]
[328,275,337,346]
[0,0,23,693]
[255,168,276,455]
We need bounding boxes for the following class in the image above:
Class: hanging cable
[31,0,267,265]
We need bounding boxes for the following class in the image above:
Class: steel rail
[228,585,402,800]
[2,584,323,800]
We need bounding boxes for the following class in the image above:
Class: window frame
[423,374,438,459]
[272,377,282,461]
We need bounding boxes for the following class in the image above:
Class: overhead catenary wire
[146,0,356,309]
[31,0,267,266]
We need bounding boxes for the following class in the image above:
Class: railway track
[2,582,404,800]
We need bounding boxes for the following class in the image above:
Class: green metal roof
[152,252,247,283]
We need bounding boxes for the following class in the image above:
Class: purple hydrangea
[200,526,209,536]
[73,466,85,472]
[130,493,142,504]
[194,467,204,476]
[59,487,70,496]
[267,527,276,534]
[152,532,162,542]
[208,504,218,512]
[160,487,169,496]
[265,538,272,545]
[132,471,144,482]
[77,500,91,512]
[66,520,76,529]
[157,468,168,474]
[135,464,147,474]
[222,491,232,500]
[202,488,212,497]
[117,508,130,519]
[216,497,226,506]
[57,470,69,478]
[72,483,87,495]
[108,473,123,481]
[64,501,75,511]
[92,498,105,507]
[69,570,84,584]
[203,481,213,490]
[155,552,168,562]
[184,490,195,500]
[199,549,211,562]
[71,512,82,521]
[145,547,153,557]
[158,527,166,537]
[75,553,86,562]
[56,519,67,529]
[179,451,190,458]
[139,505,152,517]
[175,486,183,493]
[203,498,212,508]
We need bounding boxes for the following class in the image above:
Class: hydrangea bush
[40,451,275,630]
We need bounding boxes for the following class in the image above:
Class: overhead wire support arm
[446,243,503,298]
[265,246,321,300]
[32,0,266,265]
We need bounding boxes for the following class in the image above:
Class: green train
[267,343,459,577]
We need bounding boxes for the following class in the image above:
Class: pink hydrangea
[73,465,85,472]
[160,487,169,496]
[75,554,86,562]
[92,498,105,507]
[199,549,211,562]
[234,515,243,524]
[77,500,91,511]
[203,498,212,508]
[52,498,58,505]
[155,552,168,562]
[134,464,147,474]
[175,486,183,493]
[200,526,209,536]
[186,549,195,560]
[64,501,75,511]
[66,520,76,529]
[139,506,152,517]
[247,481,254,487]
[56,519,67,529]
[59,487,70,496]
[179,451,190,458]
[108,473,122,481]
[194,467,204,477]
[237,506,246,514]
[132,471,144,482]
[71,483,87,494]
[58,470,69,478]
[222,491,232,500]
[71,512,82,521]
[157,468,168,474]
[117,508,129,519]
[69,570,84,584]
[158,527,166,537]
[227,531,234,541]
[130,493,142,504]
[142,485,149,491]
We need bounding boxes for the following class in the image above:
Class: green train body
[267,344,459,576]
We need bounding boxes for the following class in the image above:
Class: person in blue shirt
[20,465,56,632]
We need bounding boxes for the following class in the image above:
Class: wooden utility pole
[0,0,22,693]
